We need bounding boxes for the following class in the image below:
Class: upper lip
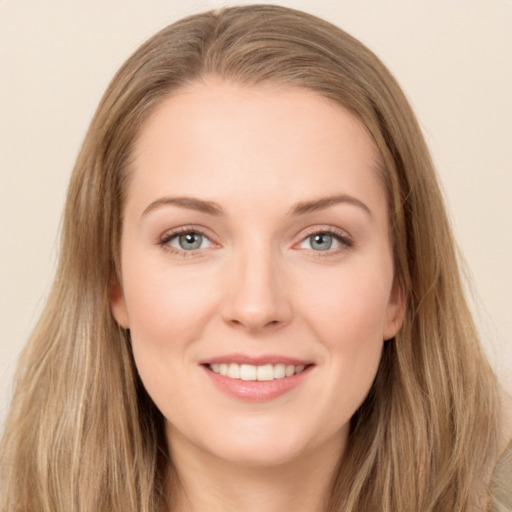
[199,353,314,366]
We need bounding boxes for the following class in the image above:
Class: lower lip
[202,365,313,401]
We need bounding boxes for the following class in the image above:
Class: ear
[383,280,406,341]
[109,275,130,329]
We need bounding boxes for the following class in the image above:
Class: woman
[1,5,510,511]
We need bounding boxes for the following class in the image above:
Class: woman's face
[111,81,404,466]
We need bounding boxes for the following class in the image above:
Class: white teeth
[209,362,308,381]
[274,363,286,379]
[285,365,295,377]
[240,364,257,381]
[257,364,274,381]
[227,363,240,379]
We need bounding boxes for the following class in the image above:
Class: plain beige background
[1,1,511,427]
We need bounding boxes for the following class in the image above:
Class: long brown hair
[1,5,500,511]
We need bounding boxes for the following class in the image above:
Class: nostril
[225,316,285,332]
[221,282,293,331]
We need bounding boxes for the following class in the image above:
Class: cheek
[300,261,394,345]
[297,261,392,406]
[120,256,222,415]
[119,254,222,403]
[122,255,219,344]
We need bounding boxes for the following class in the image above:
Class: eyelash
[157,225,353,258]
[158,226,213,258]
[297,226,353,257]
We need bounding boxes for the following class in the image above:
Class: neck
[167,429,345,512]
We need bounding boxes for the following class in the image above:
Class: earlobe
[383,282,406,341]
[109,275,130,329]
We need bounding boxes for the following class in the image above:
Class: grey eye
[164,230,214,252]
[176,232,203,250]
[309,233,333,251]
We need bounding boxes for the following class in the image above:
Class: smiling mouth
[201,358,314,401]
[206,363,310,381]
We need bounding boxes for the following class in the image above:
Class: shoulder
[498,389,512,455]
[488,389,512,512]
[489,440,512,512]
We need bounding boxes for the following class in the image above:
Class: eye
[300,232,340,251]
[170,232,209,250]
[296,228,352,254]
[161,229,214,252]
[302,233,338,251]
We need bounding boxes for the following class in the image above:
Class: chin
[204,435,310,467]
[168,414,344,469]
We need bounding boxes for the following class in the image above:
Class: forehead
[127,81,385,220]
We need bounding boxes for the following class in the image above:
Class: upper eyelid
[159,225,214,242]
[297,225,352,241]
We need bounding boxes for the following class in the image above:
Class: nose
[221,247,293,333]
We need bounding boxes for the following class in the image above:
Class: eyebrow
[141,194,371,218]
[142,196,223,217]
[289,194,372,217]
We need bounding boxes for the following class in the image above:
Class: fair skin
[111,80,405,512]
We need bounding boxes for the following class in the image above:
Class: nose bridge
[222,238,292,332]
